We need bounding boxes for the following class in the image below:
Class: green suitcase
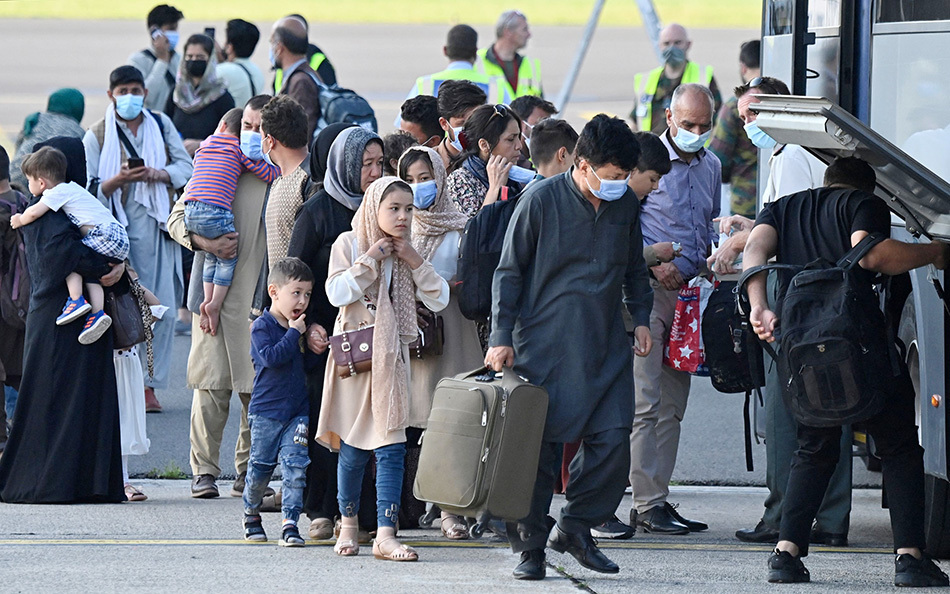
[413,368,548,532]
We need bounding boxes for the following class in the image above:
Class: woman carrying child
[317,177,449,561]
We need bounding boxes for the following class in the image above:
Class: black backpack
[456,196,520,322]
[0,191,31,330]
[701,280,766,470]
[738,233,894,428]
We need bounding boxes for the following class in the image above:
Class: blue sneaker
[78,311,112,345]
[56,296,92,326]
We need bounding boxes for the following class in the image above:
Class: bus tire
[925,473,950,559]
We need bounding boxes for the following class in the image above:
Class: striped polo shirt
[185,134,279,210]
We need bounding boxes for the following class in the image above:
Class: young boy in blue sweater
[243,257,324,546]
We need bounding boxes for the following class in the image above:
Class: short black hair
[147,4,183,29]
[529,119,578,166]
[109,65,145,90]
[401,95,443,141]
[398,150,434,181]
[509,96,558,121]
[268,256,314,287]
[739,40,761,70]
[446,24,478,62]
[734,75,790,99]
[260,95,310,149]
[226,19,260,59]
[245,94,270,111]
[274,25,308,55]
[574,114,640,171]
[0,145,10,182]
[437,80,487,120]
[184,33,214,57]
[824,156,876,194]
[220,108,243,135]
[633,131,671,175]
[383,131,418,176]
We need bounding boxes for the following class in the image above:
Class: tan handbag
[329,324,374,378]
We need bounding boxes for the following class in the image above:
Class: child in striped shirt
[183,108,279,335]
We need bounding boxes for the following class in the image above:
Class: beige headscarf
[352,176,419,435]
[399,146,470,260]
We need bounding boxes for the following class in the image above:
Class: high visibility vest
[274,52,328,93]
[476,48,542,98]
[414,66,508,104]
[633,61,714,129]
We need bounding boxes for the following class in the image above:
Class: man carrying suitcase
[486,114,654,580]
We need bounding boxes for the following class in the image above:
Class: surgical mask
[164,30,179,50]
[508,165,536,184]
[587,167,630,202]
[114,93,144,120]
[743,120,777,150]
[185,59,208,78]
[261,136,275,167]
[662,45,687,67]
[449,126,464,152]
[240,130,263,160]
[672,126,711,153]
[268,44,277,68]
[521,133,531,152]
[410,180,438,210]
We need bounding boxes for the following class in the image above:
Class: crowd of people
[1,4,950,587]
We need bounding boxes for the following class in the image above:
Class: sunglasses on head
[489,104,510,121]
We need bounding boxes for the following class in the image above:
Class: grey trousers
[508,427,631,553]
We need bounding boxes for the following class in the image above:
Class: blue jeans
[338,441,406,529]
[183,201,237,287]
[243,414,310,524]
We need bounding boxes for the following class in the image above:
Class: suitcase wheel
[418,504,441,529]
[469,522,485,539]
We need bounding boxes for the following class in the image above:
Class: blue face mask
[164,30,179,50]
[743,120,777,150]
[114,93,145,121]
[240,130,263,160]
[410,180,438,210]
[261,136,275,167]
[508,164,536,184]
[268,44,277,68]
[587,167,630,202]
[449,126,464,152]
[672,126,711,153]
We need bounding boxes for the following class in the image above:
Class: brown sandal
[372,536,418,562]
[440,514,469,540]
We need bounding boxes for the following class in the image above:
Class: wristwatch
[672,242,682,254]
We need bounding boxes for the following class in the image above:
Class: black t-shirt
[755,187,891,302]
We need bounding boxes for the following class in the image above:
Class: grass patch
[144,460,188,480]
[0,0,761,28]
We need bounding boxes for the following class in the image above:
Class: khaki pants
[189,388,251,477]
[629,282,692,513]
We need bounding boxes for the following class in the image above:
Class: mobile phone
[127,158,145,169]
[204,27,215,39]
[150,27,162,40]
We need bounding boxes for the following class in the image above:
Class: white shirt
[216,58,267,108]
[428,230,461,282]
[761,144,827,206]
[41,181,121,229]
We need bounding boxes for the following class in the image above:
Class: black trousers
[508,427,630,553]
[779,366,925,556]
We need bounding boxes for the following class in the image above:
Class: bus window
[765,0,794,35]
[808,0,841,28]
[877,0,950,23]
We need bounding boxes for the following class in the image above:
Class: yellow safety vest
[633,61,714,130]
[273,53,328,93]
[476,48,542,99]
[414,66,508,104]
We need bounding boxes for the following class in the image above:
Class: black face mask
[185,59,208,78]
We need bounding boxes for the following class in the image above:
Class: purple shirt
[639,129,721,280]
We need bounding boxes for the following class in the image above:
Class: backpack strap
[140,49,177,89]
[235,61,258,96]
[836,232,887,270]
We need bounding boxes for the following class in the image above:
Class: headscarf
[323,127,381,211]
[398,146,468,260]
[310,123,355,183]
[34,136,86,187]
[21,88,84,138]
[173,51,228,114]
[352,176,418,435]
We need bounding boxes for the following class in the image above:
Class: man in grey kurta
[487,114,653,580]
[83,65,193,404]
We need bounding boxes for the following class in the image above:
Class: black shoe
[191,474,219,499]
[768,549,810,583]
[810,525,848,547]
[546,524,619,574]
[279,524,305,547]
[591,515,635,540]
[512,549,546,580]
[243,514,267,542]
[634,505,689,535]
[895,553,949,587]
[230,472,246,497]
[736,520,780,543]
[665,502,708,532]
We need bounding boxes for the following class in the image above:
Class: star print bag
[663,276,715,375]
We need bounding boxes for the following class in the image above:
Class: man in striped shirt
[183,108,279,335]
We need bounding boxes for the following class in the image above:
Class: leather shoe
[633,505,689,535]
[665,502,707,532]
[191,474,219,498]
[144,387,162,413]
[512,549,546,580]
[736,520,780,543]
[810,526,848,547]
[546,524,619,574]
